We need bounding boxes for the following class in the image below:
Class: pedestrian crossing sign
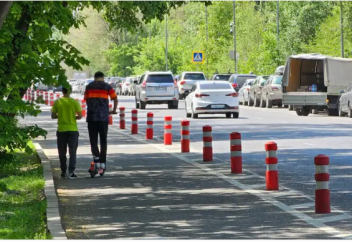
[192,51,204,64]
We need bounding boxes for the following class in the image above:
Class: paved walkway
[26,104,351,239]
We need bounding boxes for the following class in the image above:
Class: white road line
[268,190,300,198]
[290,202,315,209]
[124,173,132,177]
[317,214,352,224]
[145,194,156,198]
[110,127,352,239]
[159,206,171,211]
[133,183,143,188]
[247,184,266,189]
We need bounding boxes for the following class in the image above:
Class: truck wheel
[301,107,310,116]
[289,105,294,111]
[296,108,302,116]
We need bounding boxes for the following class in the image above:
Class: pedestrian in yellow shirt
[51,87,83,179]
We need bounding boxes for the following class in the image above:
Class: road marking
[290,202,315,209]
[124,173,132,177]
[110,127,352,239]
[247,184,266,189]
[133,183,143,188]
[145,194,156,198]
[159,206,171,211]
[317,214,352,224]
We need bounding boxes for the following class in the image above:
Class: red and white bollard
[315,154,330,214]
[230,132,242,173]
[164,116,172,145]
[56,94,60,101]
[131,109,138,134]
[119,107,125,129]
[81,104,86,117]
[181,120,190,153]
[203,125,213,162]
[265,142,279,190]
[44,92,49,105]
[50,93,54,106]
[108,104,113,125]
[146,113,154,140]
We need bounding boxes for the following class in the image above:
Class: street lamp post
[165,14,168,71]
[230,2,237,74]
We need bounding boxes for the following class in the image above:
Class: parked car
[80,79,94,95]
[109,76,119,89]
[238,79,255,105]
[53,85,63,93]
[121,78,133,95]
[128,77,139,96]
[185,81,239,119]
[34,82,53,91]
[338,83,352,117]
[72,80,82,93]
[210,74,232,81]
[228,74,257,92]
[177,72,206,99]
[275,65,285,75]
[115,78,124,95]
[259,75,283,108]
[248,75,270,107]
[135,71,179,109]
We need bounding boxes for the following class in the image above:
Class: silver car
[80,79,94,95]
[339,83,352,117]
[259,75,283,108]
[135,71,179,109]
[238,79,255,105]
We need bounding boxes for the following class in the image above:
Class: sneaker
[61,172,67,178]
[68,173,78,179]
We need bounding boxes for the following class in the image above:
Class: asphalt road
[24,93,352,239]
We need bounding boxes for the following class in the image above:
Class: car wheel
[173,101,179,109]
[185,102,191,118]
[267,98,273,108]
[232,112,239,119]
[191,105,198,119]
[254,95,260,107]
[140,99,146,109]
[348,108,352,118]
[243,95,248,106]
[248,97,253,106]
[277,102,283,108]
[338,104,345,117]
[135,97,140,109]
[260,96,265,108]
[226,113,231,118]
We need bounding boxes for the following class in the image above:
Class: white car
[121,78,133,95]
[177,72,206,99]
[80,79,94,94]
[185,81,239,119]
[238,79,255,105]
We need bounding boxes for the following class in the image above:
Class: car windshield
[200,82,232,90]
[272,76,283,84]
[260,76,270,84]
[214,75,231,81]
[235,76,256,85]
[184,73,205,80]
[147,74,174,83]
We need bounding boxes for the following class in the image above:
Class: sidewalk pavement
[28,106,347,239]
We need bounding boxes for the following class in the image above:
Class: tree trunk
[0,1,13,30]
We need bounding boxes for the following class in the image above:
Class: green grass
[0,142,51,239]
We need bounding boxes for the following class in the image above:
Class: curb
[34,143,67,240]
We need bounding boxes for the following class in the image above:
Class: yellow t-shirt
[51,97,82,132]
